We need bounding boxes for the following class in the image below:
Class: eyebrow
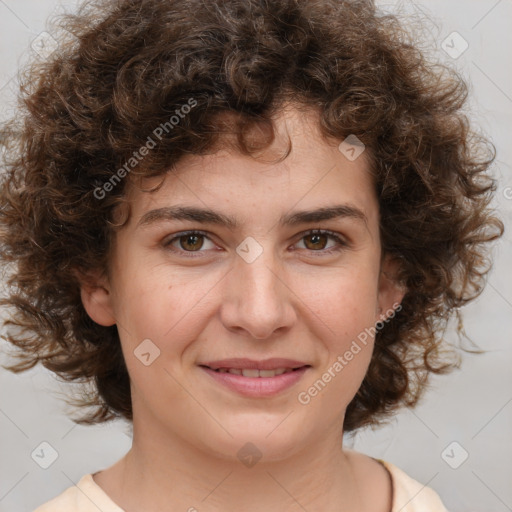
[137,204,368,231]
[137,204,368,230]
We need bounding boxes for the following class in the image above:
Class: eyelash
[162,229,348,258]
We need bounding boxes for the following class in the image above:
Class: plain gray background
[0,1,511,511]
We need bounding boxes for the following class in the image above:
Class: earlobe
[376,254,406,323]
[76,270,116,327]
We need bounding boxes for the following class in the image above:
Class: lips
[200,364,310,397]
[200,357,309,372]
[213,367,300,377]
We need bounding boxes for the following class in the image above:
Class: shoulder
[378,459,450,512]
[33,474,124,512]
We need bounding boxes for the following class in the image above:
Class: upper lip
[200,358,310,371]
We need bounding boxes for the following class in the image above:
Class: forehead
[122,106,378,231]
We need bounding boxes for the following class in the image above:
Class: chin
[211,423,308,464]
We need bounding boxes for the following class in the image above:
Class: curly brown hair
[0,0,504,432]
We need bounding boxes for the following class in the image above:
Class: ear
[375,253,406,324]
[75,269,116,327]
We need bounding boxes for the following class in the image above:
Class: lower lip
[200,366,309,397]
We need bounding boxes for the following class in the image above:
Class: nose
[219,248,297,340]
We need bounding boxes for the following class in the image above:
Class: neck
[96,417,370,512]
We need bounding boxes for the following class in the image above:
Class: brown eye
[163,229,347,258]
[178,233,205,251]
[303,232,329,250]
[164,231,215,254]
[295,229,348,255]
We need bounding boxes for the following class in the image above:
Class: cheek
[114,253,379,351]
[112,262,216,356]
[298,266,378,393]
[112,269,199,402]
[300,265,379,339]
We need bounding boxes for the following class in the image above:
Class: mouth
[199,365,310,378]
[198,363,311,397]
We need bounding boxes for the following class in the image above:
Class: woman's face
[81,106,405,462]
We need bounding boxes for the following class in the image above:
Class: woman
[0,0,503,510]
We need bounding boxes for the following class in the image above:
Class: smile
[200,365,310,397]
[212,367,298,377]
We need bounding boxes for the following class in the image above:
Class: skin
[80,105,405,512]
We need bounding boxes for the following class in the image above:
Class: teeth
[259,368,290,377]
[215,367,296,377]
[259,369,283,377]
[241,369,260,377]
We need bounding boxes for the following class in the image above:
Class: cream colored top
[33,459,449,512]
